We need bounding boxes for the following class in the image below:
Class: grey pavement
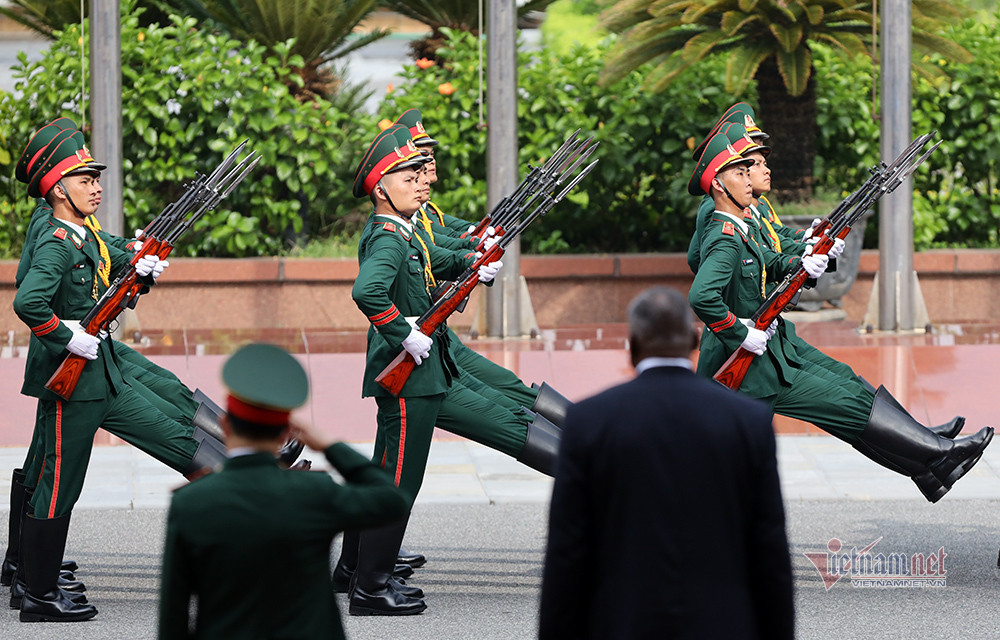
[0,436,997,639]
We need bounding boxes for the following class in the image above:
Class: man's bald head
[627,287,699,367]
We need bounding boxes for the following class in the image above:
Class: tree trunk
[754,57,816,202]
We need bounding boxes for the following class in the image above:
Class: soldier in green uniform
[396,108,571,421]
[687,103,815,273]
[687,132,993,504]
[8,120,235,622]
[350,125,556,615]
[158,343,408,640]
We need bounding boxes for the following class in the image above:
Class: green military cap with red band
[688,132,755,196]
[17,118,107,198]
[352,124,430,198]
[691,102,769,160]
[223,343,309,428]
[718,121,770,158]
[394,108,438,147]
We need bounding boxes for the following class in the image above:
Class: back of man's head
[627,287,699,366]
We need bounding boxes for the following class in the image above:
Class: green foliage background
[0,1,375,258]
[0,8,998,257]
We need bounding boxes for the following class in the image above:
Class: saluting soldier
[158,343,408,640]
[687,132,993,503]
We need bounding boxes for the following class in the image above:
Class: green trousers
[449,335,538,409]
[29,378,198,519]
[764,355,874,444]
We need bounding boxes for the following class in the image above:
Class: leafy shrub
[0,0,374,258]
[813,12,1000,249]
[380,28,752,253]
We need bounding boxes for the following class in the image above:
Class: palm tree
[382,0,557,60]
[173,0,387,100]
[598,0,971,201]
[0,0,178,35]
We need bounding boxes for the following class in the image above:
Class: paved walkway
[3,433,1000,510]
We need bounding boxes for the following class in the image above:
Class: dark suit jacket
[158,444,408,640]
[539,366,793,640]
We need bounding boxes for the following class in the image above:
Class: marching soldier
[687,131,993,503]
[158,343,408,640]
[350,124,555,615]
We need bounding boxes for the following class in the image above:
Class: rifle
[463,131,586,239]
[375,132,600,396]
[712,132,941,391]
[44,142,260,400]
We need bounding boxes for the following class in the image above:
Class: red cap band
[227,394,290,427]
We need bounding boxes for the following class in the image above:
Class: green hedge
[0,1,375,258]
[814,13,1000,249]
[2,11,999,256]
[380,29,752,253]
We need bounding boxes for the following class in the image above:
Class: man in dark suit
[539,287,794,640]
[157,343,409,639]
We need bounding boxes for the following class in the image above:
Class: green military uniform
[687,119,993,505]
[158,343,409,639]
[686,133,872,444]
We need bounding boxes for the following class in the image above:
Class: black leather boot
[182,426,228,479]
[7,483,80,590]
[277,439,307,469]
[334,530,412,593]
[530,382,572,428]
[516,409,562,477]
[858,378,964,438]
[11,577,88,609]
[19,514,97,622]
[349,519,426,616]
[396,547,426,569]
[1,468,27,586]
[855,386,993,503]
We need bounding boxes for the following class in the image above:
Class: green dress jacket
[158,445,408,640]
[13,213,132,401]
[352,212,473,398]
[688,212,809,399]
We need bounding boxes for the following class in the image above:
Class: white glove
[132,228,144,253]
[827,237,846,260]
[802,218,822,240]
[801,246,829,279]
[66,330,100,360]
[401,328,433,365]
[483,235,498,252]
[740,326,770,356]
[743,318,778,339]
[466,224,477,235]
[477,260,502,282]
[135,255,168,279]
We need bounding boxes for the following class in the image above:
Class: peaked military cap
[394,108,438,147]
[353,124,429,198]
[17,119,107,198]
[691,102,769,160]
[718,122,770,157]
[223,343,309,427]
[688,132,755,196]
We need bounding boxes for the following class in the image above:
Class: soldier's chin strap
[716,179,749,212]
[56,180,88,221]
[376,179,407,218]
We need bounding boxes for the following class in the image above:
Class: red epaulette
[722,221,735,236]
[743,208,752,220]
[383,222,396,233]
[53,228,67,240]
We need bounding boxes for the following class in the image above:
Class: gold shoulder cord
[417,205,436,243]
[427,201,446,226]
[410,231,436,293]
[83,215,111,299]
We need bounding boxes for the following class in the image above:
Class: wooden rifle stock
[711,132,939,390]
[374,245,504,396]
[43,141,258,400]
